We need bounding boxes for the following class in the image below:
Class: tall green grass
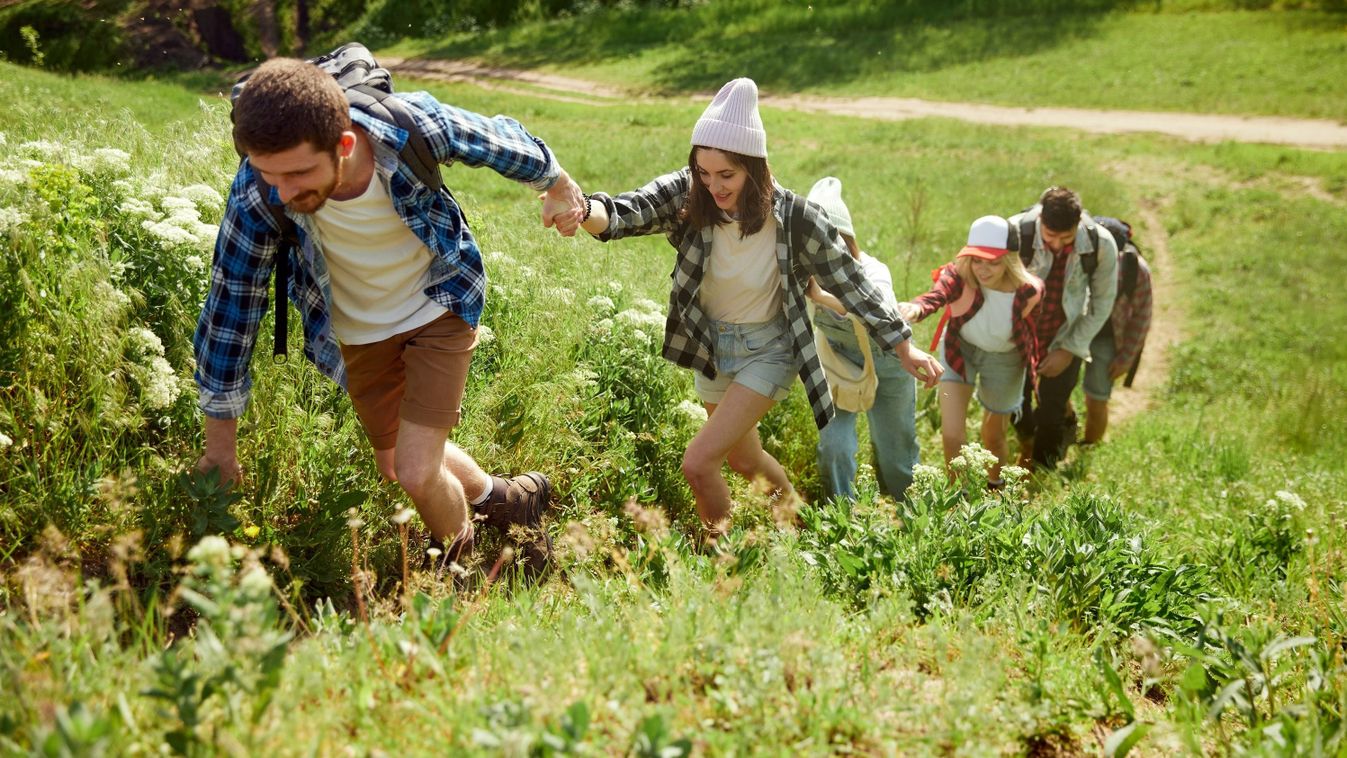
[1,60,1345,754]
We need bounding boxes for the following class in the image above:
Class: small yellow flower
[243,525,261,539]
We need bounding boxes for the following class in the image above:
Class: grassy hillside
[373,3,1347,120]
[1,59,1345,754]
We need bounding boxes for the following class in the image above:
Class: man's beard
[285,153,343,214]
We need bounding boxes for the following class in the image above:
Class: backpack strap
[1018,215,1036,268]
[345,84,444,193]
[1119,244,1140,298]
[252,171,299,361]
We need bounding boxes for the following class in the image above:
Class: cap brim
[957,245,1009,260]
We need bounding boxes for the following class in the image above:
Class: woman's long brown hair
[678,146,774,237]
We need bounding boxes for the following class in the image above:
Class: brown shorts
[340,311,478,450]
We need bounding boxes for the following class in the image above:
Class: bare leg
[374,443,490,502]
[682,384,786,533]
[1084,396,1109,444]
[938,382,974,476]
[980,411,1011,481]
[391,419,479,542]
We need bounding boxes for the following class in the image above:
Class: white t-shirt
[960,287,1016,353]
[314,176,446,345]
[701,218,782,323]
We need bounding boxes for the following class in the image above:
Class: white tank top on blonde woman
[701,218,782,323]
[314,176,446,345]
[961,287,1016,353]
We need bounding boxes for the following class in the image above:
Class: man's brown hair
[233,58,350,156]
[1039,186,1082,232]
[679,147,774,237]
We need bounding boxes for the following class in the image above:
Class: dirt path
[1104,200,1184,427]
[386,57,1347,150]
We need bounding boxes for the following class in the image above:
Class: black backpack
[229,42,448,360]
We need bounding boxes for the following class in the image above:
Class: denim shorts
[938,339,1026,415]
[1083,328,1116,401]
[694,315,801,404]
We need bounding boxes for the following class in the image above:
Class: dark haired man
[1010,187,1118,469]
[194,58,585,570]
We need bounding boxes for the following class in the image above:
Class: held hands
[540,170,585,237]
[896,301,921,322]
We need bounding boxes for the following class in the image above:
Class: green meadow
[382,1,1347,120]
[2,16,1347,754]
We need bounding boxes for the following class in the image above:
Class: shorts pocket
[742,322,788,353]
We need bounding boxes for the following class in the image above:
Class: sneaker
[475,472,552,532]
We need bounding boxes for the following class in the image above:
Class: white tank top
[961,288,1016,353]
[314,176,446,345]
[701,218,782,323]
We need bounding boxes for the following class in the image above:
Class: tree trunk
[294,0,309,55]
[254,0,279,58]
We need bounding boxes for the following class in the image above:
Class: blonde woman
[899,216,1042,486]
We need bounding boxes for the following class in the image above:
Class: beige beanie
[691,78,767,158]
[806,176,855,237]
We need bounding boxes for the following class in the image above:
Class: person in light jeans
[804,177,919,502]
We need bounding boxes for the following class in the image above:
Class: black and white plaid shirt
[592,167,912,429]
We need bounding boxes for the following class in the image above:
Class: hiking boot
[475,473,554,579]
[475,472,552,532]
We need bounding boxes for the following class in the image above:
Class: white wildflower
[607,281,623,295]
[515,263,538,280]
[176,183,224,211]
[127,327,165,357]
[110,179,137,197]
[76,147,131,176]
[92,280,132,317]
[586,295,615,312]
[238,565,273,598]
[118,198,160,220]
[391,508,415,525]
[142,219,199,248]
[676,400,707,422]
[631,328,650,345]
[591,318,614,335]
[0,168,27,188]
[0,207,28,234]
[911,463,945,492]
[160,195,199,214]
[0,132,6,146]
[18,140,63,160]
[485,251,512,266]
[187,535,231,569]
[634,297,663,314]
[0,432,12,449]
[183,255,206,274]
[138,355,180,409]
[1274,490,1307,511]
[616,308,665,330]
[17,159,42,170]
[475,324,495,346]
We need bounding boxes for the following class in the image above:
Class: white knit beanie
[806,176,855,238]
[691,78,767,158]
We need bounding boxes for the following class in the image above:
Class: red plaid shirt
[1033,247,1071,363]
[913,263,1043,384]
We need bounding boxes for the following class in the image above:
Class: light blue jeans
[814,315,920,501]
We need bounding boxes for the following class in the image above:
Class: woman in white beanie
[805,177,920,503]
[572,78,941,539]
[898,216,1043,486]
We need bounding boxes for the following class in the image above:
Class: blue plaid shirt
[194,91,561,419]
